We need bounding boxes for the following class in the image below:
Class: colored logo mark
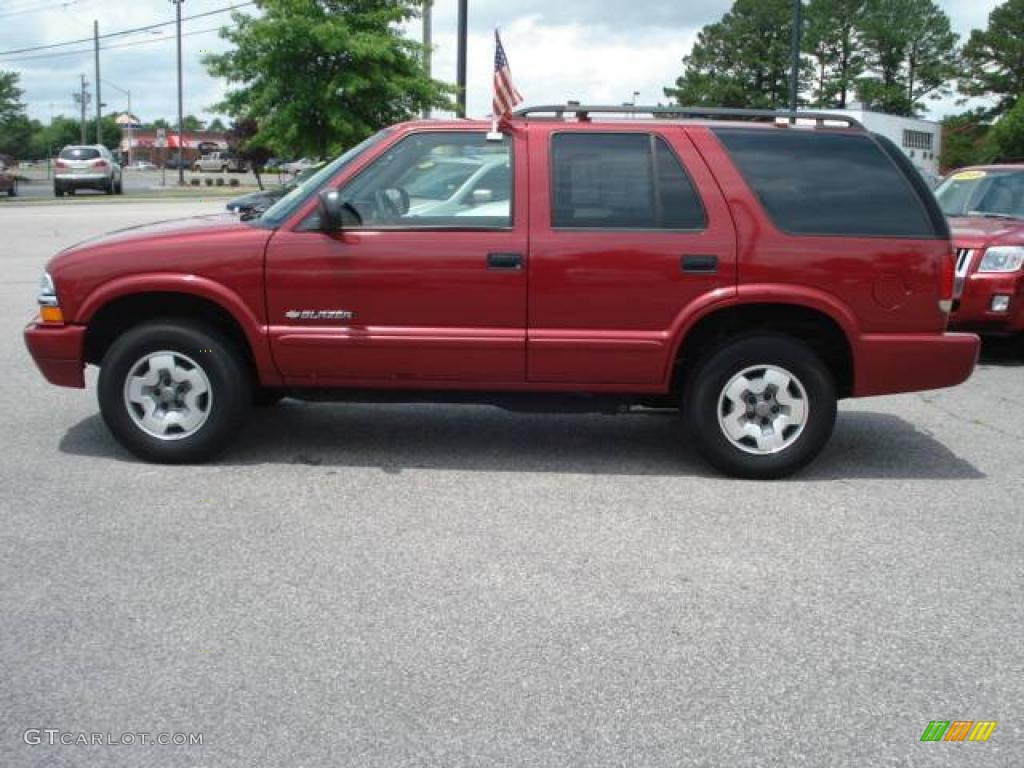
[920,720,997,742]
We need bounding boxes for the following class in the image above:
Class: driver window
[339,131,512,229]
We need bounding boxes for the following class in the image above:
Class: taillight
[55,160,68,170]
[93,159,108,169]
[938,246,955,313]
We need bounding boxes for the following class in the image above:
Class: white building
[819,107,943,185]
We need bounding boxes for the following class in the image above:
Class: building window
[903,130,933,151]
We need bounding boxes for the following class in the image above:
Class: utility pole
[171,0,185,185]
[94,20,102,144]
[76,75,90,144]
[788,0,803,112]
[422,0,432,119]
[456,0,467,118]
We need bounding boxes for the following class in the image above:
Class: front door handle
[681,254,718,274]
[487,252,523,270]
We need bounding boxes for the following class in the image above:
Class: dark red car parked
[936,166,1024,340]
[24,105,979,478]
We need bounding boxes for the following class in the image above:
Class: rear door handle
[681,254,718,274]
[487,252,523,270]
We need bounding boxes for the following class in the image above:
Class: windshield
[257,130,392,228]
[935,168,1024,219]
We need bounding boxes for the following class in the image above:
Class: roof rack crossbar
[511,104,865,130]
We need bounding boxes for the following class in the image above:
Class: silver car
[54,145,123,196]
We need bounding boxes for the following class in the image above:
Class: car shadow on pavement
[60,404,983,480]
[978,336,1023,367]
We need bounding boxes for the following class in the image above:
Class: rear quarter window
[712,128,941,238]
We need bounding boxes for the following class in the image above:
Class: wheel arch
[669,288,858,399]
[79,279,281,385]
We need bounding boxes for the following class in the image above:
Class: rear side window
[713,129,939,238]
[551,133,705,230]
[59,147,101,161]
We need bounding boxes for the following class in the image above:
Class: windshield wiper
[966,210,1022,220]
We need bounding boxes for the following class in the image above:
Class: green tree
[665,0,807,109]
[0,70,35,159]
[206,117,227,133]
[0,70,25,125]
[183,114,205,131]
[803,0,866,107]
[988,98,1024,161]
[205,0,453,158]
[959,0,1024,118]
[855,0,959,116]
[939,111,991,170]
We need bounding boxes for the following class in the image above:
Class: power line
[0,25,225,64]
[0,1,253,57]
[0,1,80,20]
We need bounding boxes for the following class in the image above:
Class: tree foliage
[803,0,866,108]
[939,111,992,170]
[855,0,959,116]
[666,0,961,117]
[988,97,1024,161]
[959,0,1024,118]
[205,0,453,158]
[664,0,808,109]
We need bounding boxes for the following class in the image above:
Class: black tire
[105,179,114,195]
[8,182,15,197]
[54,185,64,197]
[115,176,124,194]
[683,334,837,480]
[68,187,76,196]
[98,320,252,463]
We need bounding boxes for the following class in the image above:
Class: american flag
[492,30,523,118]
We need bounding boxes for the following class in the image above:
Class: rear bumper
[23,321,87,388]
[854,332,980,397]
[948,272,1024,335]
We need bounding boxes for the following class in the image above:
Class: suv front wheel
[684,335,837,479]
[98,321,252,463]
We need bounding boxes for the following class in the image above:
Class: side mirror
[471,189,494,205]
[318,189,343,231]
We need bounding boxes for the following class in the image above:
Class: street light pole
[171,0,185,185]
[456,0,467,118]
[105,80,133,165]
[94,20,102,144]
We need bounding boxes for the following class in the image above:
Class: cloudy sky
[0,0,1002,128]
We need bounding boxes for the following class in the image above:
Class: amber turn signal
[39,306,64,324]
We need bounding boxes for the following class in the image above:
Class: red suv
[935,166,1024,340]
[23,105,979,478]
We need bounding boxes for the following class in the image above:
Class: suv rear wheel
[684,335,837,479]
[98,321,252,463]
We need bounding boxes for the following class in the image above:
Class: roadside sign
[156,128,166,148]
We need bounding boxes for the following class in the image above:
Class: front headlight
[36,271,64,324]
[37,272,57,305]
[978,246,1024,273]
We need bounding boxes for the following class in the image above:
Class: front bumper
[949,272,1024,335]
[854,332,980,397]
[24,321,87,388]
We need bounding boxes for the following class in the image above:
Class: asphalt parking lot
[1,199,1022,767]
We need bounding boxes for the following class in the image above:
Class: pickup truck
[24,105,979,478]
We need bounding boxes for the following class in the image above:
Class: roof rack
[511,104,866,130]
